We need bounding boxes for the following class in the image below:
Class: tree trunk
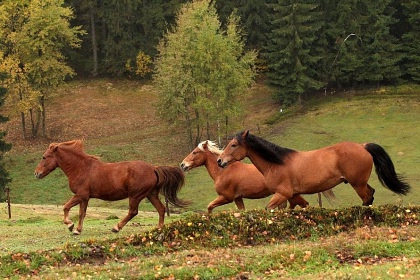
[194,109,201,146]
[20,112,26,139]
[90,5,98,77]
[40,94,46,137]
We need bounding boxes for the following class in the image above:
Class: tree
[0,0,84,138]
[0,71,12,202]
[154,0,257,149]
[401,0,420,83]
[265,0,324,105]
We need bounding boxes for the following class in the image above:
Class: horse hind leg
[147,189,166,228]
[112,196,143,233]
[353,183,375,206]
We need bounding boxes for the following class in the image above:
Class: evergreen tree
[325,0,401,88]
[265,0,324,105]
[356,0,402,86]
[0,72,12,202]
[401,0,420,83]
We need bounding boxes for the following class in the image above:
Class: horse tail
[364,143,411,195]
[154,166,190,208]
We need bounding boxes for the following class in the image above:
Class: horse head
[180,141,211,171]
[34,143,60,179]
[217,130,249,168]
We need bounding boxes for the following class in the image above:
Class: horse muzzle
[180,162,190,172]
[34,172,43,179]
[217,158,229,168]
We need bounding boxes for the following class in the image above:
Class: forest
[65,0,419,90]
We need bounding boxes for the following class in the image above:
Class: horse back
[86,160,157,200]
[283,142,373,191]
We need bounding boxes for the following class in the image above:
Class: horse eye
[192,152,197,155]
[42,156,46,160]
[231,144,237,148]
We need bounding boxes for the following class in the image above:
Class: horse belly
[290,155,343,194]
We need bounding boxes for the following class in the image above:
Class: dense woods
[63,0,419,88]
[0,0,419,142]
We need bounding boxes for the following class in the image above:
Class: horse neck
[55,149,91,177]
[203,152,222,181]
[246,147,275,176]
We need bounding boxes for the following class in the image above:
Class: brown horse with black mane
[34,140,188,235]
[217,130,411,209]
[181,140,335,213]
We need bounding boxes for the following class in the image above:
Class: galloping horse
[180,140,335,213]
[34,140,188,235]
[217,130,411,209]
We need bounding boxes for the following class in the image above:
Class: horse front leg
[63,195,82,232]
[266,192,289,210]
[112,196,143,233]
[73,199,89,235]
[234,197,245,211]
[207,195,231,214]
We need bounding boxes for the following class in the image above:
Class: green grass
[3,83,419,212]
[1,81,419,279]
[1,205,419,279]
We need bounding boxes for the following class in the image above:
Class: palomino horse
[180,140,335,213]
[217,131,411,209]
[34,140,188,235]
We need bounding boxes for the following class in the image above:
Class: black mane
[236,131,296,164]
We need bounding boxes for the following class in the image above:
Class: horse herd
[34,130,411,235]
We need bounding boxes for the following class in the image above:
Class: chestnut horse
[217,131,411,209]
[34,140,188,235]
[180,140,335,213]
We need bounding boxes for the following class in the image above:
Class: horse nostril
[217,158,221,164]
[180,163,184,168]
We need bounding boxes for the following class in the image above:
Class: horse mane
[236,131,296,164]
[50,140,100,160]
[198,140,223,156]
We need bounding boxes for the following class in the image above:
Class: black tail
[364,143,411,195]
[155,166,190,208]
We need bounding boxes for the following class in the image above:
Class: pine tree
[265,0,324,105]
[401,0,420,82]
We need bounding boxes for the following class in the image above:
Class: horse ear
[202,141,208,150]
[49,143,59,152]
[242,130,250,139]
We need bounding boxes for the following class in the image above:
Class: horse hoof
[72,230,81,235]
[67,224,74,232]
[111,227,120,233]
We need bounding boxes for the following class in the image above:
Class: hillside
[1,79,419,210]
[2,79,277,163]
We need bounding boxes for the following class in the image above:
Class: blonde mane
[198,140,223,155]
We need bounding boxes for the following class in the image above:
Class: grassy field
[2,81,419,213]
[0,79,419,279]
[0,204,419,279]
